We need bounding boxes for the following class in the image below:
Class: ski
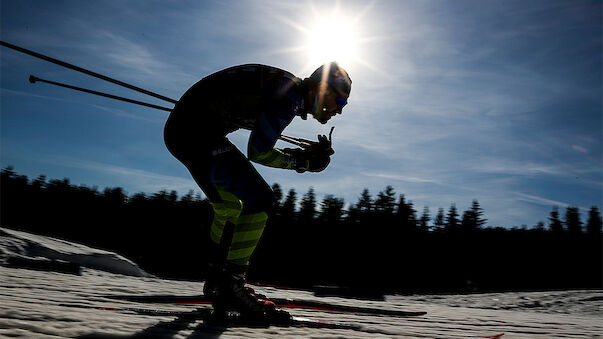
[59,303,362,330]
[103,293,427,317]
[61,302,502,337]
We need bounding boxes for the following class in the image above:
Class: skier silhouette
[164,62,351,320]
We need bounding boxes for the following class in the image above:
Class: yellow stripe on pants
[226,212,268,266]
[209,188,243,245]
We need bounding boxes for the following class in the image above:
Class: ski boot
[207,264,291,324]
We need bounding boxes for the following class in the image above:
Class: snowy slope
[1,228,601,338]
[0,227,150,277]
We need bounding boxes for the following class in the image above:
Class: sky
[1,0,601,228]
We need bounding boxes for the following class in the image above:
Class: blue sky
[1,0,601,228]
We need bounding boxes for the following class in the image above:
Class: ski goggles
[335,96,347,110]
[328,86,348,111]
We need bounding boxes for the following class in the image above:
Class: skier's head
[304,62,352,124]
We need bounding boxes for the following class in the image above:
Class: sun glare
[306,14,358,67]
[273,1,379,76]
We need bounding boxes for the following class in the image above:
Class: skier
[164,62,352,320]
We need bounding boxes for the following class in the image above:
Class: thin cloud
[87,31,196,95]
[468,159,566,177]
[364,171,444,186]
[89,104,167,124]
[515,192,588,211]
[1,88,72,103]
[1,88,166,124]
[52,157,199,196]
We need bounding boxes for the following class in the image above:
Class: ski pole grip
[29,75,39,83]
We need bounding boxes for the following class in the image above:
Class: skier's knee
[213,188,244,219]
[249,188,275,214]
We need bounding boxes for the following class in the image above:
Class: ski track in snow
[0,228,601,338]
[2,267,601,338]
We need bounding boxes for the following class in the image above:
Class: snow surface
[1,228,601,338]
[0,227,151,278]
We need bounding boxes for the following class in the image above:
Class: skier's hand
[306,134,334,158]
[285,147,331,173]
[307,153,330,172]
[284,148,308,173]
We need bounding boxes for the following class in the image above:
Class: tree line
[1,166,601,293]
[270,183,602,235]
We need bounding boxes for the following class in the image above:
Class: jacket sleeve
[248,144,296,169]
[247,78,300,169]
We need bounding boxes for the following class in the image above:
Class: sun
[305,12,358,68]
[272,1,381,77]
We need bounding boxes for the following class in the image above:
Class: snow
[0,227,151,278]
[1,228,601,338]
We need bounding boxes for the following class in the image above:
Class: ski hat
[308,61,352,96]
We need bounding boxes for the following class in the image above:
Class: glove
[306,134,334,157]
[285,147,331,173]
[307,153,330,173]
[304,134,333,173]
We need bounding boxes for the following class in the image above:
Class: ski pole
[279,126,334,149]
[29,75,173,112]
[233,122,316,148]
[1,40,178,104]
[28,74,317,147]
[279,135,312,147]
[4,40,322,148]
[235,121,314,148]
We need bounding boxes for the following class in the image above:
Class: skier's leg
[200,141,286,318]
[207,187,268,267]
[203,188,242,299]
[208,188,242,249]
[206,141,274,269]
[165,128,282,318]
[163,130,240,297]
[225,211,268,266]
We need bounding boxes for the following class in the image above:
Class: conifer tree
[357,188,373,216]
[433,208,445,230]
[396,195,417,231]
[534,221,546,231]
[375,186,396,216]
[319,195,345,224]
[130,192,148,205]
[461,209,477,232]
[419,206,430,231]
[407,200,417,228]
[31,175,47,191]
[105,187,127,205]
[471,199,487,228]
[281,188,297,221]
[299,187,317,222]
[353,188,374,225]
[271,183,283,211]
[586,206,602,236]
[346,204,361,224]
[565,206,582,234]
[169,190,178,204]
[180,190,196,204]
[446,203,460,231]
[460,200,486,232]
[549,206,563,232]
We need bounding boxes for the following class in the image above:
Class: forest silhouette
[1,166,601,294]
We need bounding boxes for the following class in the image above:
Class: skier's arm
[247,114,335,171]
[247,78,301,169]
[248,136,333,172]
[248,142,297,169]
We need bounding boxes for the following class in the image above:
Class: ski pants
[164,113,274,267]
